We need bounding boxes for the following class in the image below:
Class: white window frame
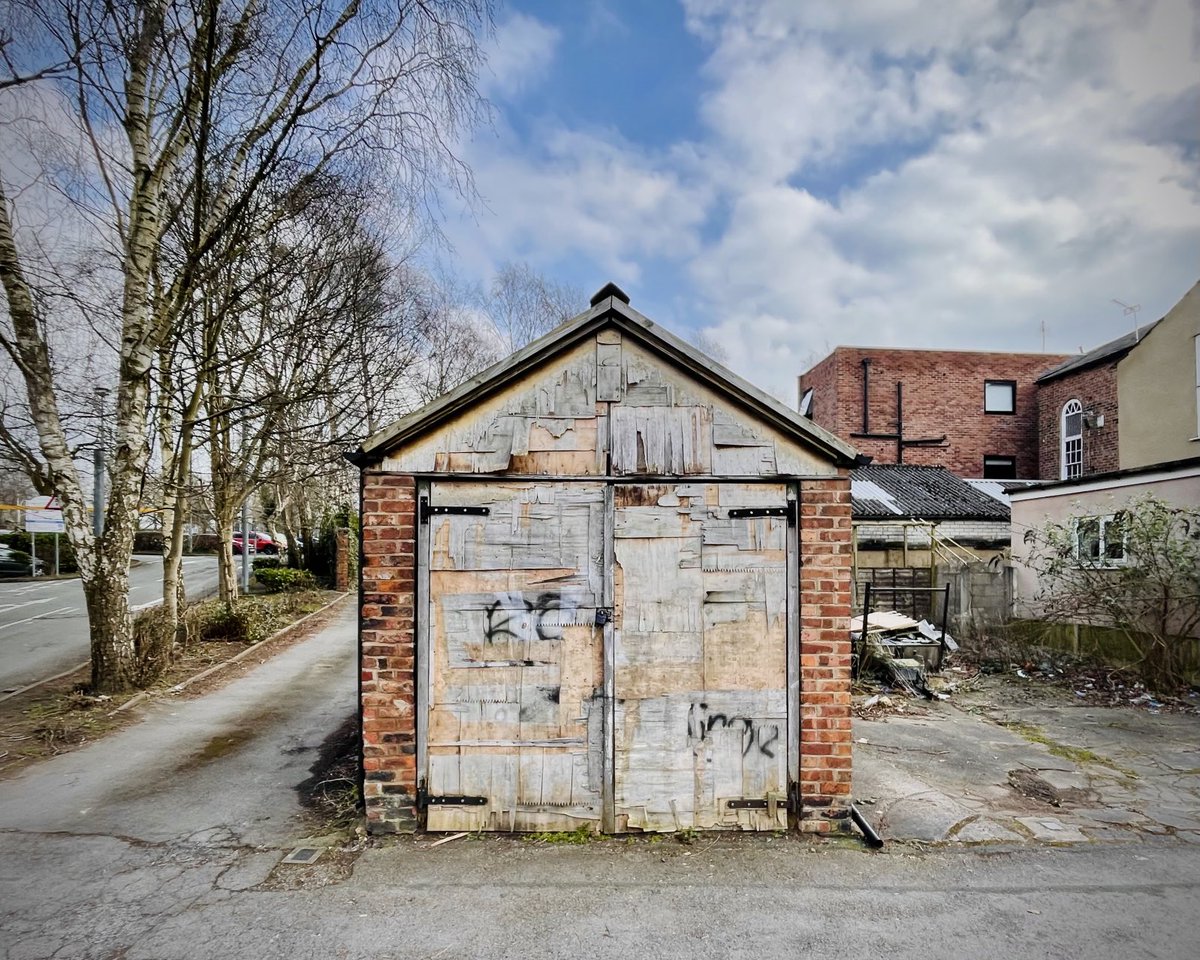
[1061,398,1083,480]
[1193,334,1199,438]
[1072,513,1127,568]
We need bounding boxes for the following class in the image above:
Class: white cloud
[451,0,1200,398]
[482,13,562,99]
[449,126,711,283]
[684,0,1200,393]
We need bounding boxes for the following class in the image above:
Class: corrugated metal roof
[851,465,1010,521]
[1036,320,1160,383]
[964,478,1043,505]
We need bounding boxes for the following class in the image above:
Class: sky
[439,0,1200,398]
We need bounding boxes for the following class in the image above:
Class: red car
[231,531,280,555]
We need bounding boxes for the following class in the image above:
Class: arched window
[1061,399,1083,480]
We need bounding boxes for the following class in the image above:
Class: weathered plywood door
[423,481,606,831]
[612,483,792,831]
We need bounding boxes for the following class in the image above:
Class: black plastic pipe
[850,803,884,848]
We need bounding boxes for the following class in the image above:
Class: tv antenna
[1111,298,1142,341]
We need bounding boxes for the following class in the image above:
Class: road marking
[0,597,55,614]
[0,582,59,597]
[0,605,76,630]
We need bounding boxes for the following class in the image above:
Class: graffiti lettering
[483,592,567,644]
[686,702,781,759]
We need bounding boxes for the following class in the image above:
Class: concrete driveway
[1,611,1199,959]
[852,682,1200,845]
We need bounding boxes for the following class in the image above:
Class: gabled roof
[851,465,1010,522]
[1037,320,1161,384]
[351,286,860,467]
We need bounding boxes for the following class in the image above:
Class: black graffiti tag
[687,702,781,759]
[483,593,565,644]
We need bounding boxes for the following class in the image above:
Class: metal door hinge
[726,795,796,812]
[418,496,489,524]
[417,786,487,809]
[728,502,798,527]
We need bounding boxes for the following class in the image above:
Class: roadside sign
[24,497,65,534]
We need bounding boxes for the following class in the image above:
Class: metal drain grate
[280,847,323,865]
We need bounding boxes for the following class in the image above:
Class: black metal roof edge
[1007,454,1200,495]
[1035,319,1162,384]
[852,510,1011,522]
[353,290,860,468]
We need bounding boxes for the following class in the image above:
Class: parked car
[231,531,280,555]
[0,544,46,577]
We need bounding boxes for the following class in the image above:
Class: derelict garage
[348,283,858,835]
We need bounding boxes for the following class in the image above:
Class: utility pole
[93,387,110,540]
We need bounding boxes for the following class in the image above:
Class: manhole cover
[281,847,323,865]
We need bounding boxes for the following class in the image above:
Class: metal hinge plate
[728,503,798,527]
[726,795,796,812]
[419,497,490,524]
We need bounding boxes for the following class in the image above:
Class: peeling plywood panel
[615,340,838,477]
[384,341,604,475]
[611,482,790,831]
[610,405,712,475]
[425,481,604,831]
[381,333,839,477]
[597,340,622,402]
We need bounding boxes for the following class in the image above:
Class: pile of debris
[851,610,961,700]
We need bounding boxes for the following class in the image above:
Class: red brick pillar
[360,472,418,833]
[797,472,854,832]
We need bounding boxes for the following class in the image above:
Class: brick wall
[1036,363,1120,480]
[360,472,417,834]
[797,473,854,832]
[798,351,840,430]
[797,348,1069,478]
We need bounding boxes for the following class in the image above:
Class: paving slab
[1141,806,1200,832]
[950,817,1026,843]
[1015,817,1090,842]
[1074,808,1151,826]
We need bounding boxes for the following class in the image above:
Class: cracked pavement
[2,612,1200,958]
[853,682,1200,846]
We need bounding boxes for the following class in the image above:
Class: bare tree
[488,261,583,352]
[0,0,491,692]
[1021,495,1200,690]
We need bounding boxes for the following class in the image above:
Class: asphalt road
[0,606,1198,960]
[0,555,221,692]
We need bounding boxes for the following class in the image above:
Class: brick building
[1033,331,1141,481]
[347,283,860,836]
[798,347,1069,480]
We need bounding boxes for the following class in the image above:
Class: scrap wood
[429,832,468,847]
[850,610,920,635]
